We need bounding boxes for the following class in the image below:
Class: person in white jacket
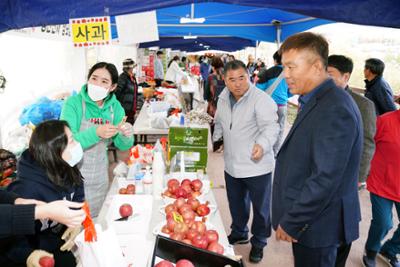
[213,60,278,263]
[165,56,186,84]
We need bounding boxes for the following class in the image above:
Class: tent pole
[273,20,282,49]
[255,40,259,59]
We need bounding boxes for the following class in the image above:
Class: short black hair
[29,120,83,189]
[157,51,163,56]
[328,55,353,74]
[88,62,119,84]
[365,58,385,76]
[280,32,329,68]
[273,51,282,65]
[224,60,247,75]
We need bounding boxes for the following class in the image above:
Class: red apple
[39,256,55,267]
[196,203,210,217]
[167,178,180,188]
[119,203,133,218]
[181,179,191,186]
[187,198,200,211]
[175,187,188,199]
[208,241,224,254]
[204,229,219,243]
[192,234,208,249]
[127,184,135,192]
[155,260,174,267]
[190,179,203,192]
[176,259,195,267]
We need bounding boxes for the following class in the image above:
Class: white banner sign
[8,25,71,41]
[116,11,159,45]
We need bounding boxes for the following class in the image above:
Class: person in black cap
[115,58,139,124]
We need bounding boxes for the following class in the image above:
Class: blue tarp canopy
[139,36,257,52]
[155,3,332,43]
[1,0,399,35]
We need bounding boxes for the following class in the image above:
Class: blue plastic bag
[19,97,64,126]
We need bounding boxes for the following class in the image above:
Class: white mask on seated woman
[62,142,83,167]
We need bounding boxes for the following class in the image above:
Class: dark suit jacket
[272,79,362,248]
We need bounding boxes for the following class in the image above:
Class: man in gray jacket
[327,55,376,267]
[213,60,278,263]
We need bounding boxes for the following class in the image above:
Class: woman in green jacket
[61,62,134,217]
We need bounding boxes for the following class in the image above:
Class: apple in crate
[119,203,133,218]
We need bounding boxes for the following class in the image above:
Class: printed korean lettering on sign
[70,17,111,47]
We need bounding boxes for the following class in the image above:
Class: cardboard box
[169,146,207,172]
[169,127,208,147]
[151,235,245,267]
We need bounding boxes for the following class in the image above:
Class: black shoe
[362,255,376,267]
[362,250,377,267]
[249,246,263,263]
[227,234,249,245]
[378,251,400,267]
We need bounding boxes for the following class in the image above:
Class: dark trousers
[335,243,351,267]
[224,171,272,248]
[365,193,400,257]
[293,242,338,267]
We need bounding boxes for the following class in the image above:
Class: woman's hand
[96,124,118,139]
[35,200,86,228]
[119,122,134,137]
[60,226,82,251]
[14,198,46,206]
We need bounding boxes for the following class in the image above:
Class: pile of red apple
[165,197,210,218]
[119,184,135,195]
[162,178,203,199]
[155,258,195,267]
[160,198,223,255]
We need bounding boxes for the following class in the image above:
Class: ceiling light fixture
[180,17,206,24]
[183,35,198,39]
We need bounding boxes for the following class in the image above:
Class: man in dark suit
[327,55,376,267]
[272,32,363,267]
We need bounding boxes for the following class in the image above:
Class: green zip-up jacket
[60,85,134,150]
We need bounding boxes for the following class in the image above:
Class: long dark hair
[168,56,180,68]
[211,57,224,80]
[29,120,83,189]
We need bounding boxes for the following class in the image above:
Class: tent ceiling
[155,3,332,42]
[1,0,399,35]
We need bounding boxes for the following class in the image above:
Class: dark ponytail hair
[168,56,180,68]
[29,120,83,189]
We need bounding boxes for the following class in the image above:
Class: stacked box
[168,127,208,172]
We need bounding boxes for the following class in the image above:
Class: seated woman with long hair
[5,120,84,267]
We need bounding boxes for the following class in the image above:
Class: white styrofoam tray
[105,194,153,235]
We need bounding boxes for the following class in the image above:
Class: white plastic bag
[112,161,129,178]
[75,224,127,267]
[149,112,169,129]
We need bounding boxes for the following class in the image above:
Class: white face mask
[63,142,83,167]
[87,83,109,101]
